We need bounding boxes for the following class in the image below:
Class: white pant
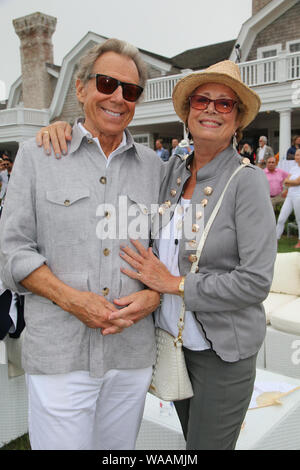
[276,195,300,239]
[26,367,152,450]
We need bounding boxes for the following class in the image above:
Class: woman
[36,60,277,450]
[118,60,277,450]
[240,142,255,165]
[276,148,300,249]
[286,135,300,160]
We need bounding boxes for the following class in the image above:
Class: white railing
[144,52,300,102]
[287,52,300,80]
[0,108,49,127]
[144,73,183,102]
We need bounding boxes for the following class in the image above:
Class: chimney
[13,12,57,109]
[252,0,273,16]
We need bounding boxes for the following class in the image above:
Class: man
[0,39,163,450]
[170,138,179,156]
[264,156,289,210]
[155,138,169,161]
[0,151,13,202]
[256,136,274,168]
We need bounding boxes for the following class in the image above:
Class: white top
[258,146,266,162]
[156,197,210,351]
[78,122,127,167]
[287,165,300,196]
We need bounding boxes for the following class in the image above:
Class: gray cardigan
[154,146,277,362]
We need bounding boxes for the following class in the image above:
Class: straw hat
[172,60,261,130]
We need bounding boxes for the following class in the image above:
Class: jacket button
[64,199,70,206]
[204,186,213,196]
[170,189,177,197]
[188,254,198,263]
[102,287,109,296]
[103,248,110,256]
[100,176,107,184]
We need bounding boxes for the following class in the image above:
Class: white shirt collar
[78,122,127,167]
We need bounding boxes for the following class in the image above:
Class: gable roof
[229,0,299,62]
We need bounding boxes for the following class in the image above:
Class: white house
[0,0,299,159]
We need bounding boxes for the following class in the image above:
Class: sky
[0,0,252,100]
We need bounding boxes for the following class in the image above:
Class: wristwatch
[178,276,186,297]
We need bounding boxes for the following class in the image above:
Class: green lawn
[1,234,299,451]
[1,433,30,450]
[278,235,299,252]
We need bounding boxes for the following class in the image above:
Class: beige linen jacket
[0,122,163,377]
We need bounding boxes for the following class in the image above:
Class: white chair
[0,333,28,447]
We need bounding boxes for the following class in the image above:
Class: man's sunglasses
[189,95,238,114]
[88,74,143,102]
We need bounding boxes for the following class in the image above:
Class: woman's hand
[120,239,181,294]
[36,121,72,158]
[102,289,161,334]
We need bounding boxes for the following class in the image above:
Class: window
[133,134,150,148]
[288,40,300,53]
[257,44,282,59]
[262,49,277,58]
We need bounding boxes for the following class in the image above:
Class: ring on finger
[43,130,49,136]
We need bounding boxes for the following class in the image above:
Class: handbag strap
[175,162,248,345]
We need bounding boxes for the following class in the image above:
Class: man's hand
[36,121,72,158]
[101,289,161,335]
[21,265,133,335]
[66,290,134,334]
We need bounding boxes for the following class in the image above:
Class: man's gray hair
[76,38,148,99]
[259,136,268,143]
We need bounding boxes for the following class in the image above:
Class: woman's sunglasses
[189,95,238,114]
[88,74,143,102]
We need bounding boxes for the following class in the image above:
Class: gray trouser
[174,348,257,450]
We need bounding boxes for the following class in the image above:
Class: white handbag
[149,305,193,402]
[149,162,248,402]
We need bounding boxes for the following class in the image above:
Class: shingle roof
[171,39,236,70]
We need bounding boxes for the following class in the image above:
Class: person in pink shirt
[264,156,289,209]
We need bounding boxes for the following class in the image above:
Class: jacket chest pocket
[126,192,156,242]
[46,188,90,246]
